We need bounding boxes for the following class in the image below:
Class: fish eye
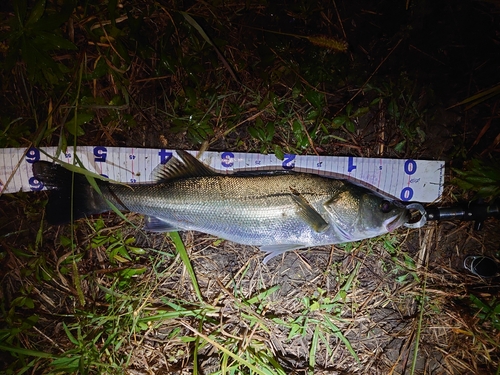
[380,200,393,213]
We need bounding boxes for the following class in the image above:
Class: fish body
[33,151,409,262]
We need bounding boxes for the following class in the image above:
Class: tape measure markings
[0,146,445,202]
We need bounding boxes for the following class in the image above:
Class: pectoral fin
[289,190,329,233]
[259,244,305,264]
[144,216,181,232]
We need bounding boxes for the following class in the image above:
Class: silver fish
[32,150,409,263]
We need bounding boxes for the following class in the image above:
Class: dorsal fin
[153,150,218,182]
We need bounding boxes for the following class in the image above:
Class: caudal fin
[32,162,109,225]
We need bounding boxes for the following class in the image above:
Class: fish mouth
[385,209,410,232]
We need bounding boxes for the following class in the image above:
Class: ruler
[0,146,445,202]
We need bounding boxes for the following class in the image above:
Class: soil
[1,0,500,374]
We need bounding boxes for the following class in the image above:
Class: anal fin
[259,244,305,264]
[144,216,182,233]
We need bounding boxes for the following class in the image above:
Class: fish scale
[108,174,338,237]
[32,150,410,263]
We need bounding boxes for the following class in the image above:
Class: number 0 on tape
[0,146,445,203]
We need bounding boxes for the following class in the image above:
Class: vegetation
[1,0,499,374]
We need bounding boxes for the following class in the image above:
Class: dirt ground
[1,0,500,374]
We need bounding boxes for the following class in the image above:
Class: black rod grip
[425,201,499,222]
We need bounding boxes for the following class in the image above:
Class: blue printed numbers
[404,159,417,175]
[282,154,295,170]
[400,187,414,201]
[347,156,356,172]
[29,177,43,191]
[94,146,107,162]
[26,147,40,163]
[400,159,417,201]
[221,152,234,168]
[159,149,173,164]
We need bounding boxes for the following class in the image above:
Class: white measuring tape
[0,147,444,202]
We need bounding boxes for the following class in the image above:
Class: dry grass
[2,177,500,374]
[1,0,500,374]
[106,216,499,374]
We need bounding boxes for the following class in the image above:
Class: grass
[1,0,500,374]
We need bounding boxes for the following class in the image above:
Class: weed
[454,83,500,110]
[332,101,375,133]
[1,0,500,373]
[90,221,145,265]
[0,117,31,147]
[453,158,500,200]
[2,0,77,85]
[272,263,362,373]
[382,234,419,283]
[367,74,429,154]
[470,295,500,330]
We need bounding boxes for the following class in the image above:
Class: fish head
[324,187,409,240]
[357,193,409,236]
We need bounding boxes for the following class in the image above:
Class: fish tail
[32,161,109,225]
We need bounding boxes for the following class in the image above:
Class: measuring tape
[0,146,444,202]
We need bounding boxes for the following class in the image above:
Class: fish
[32,150,410,263]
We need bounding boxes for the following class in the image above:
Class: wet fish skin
[32,151,409,262]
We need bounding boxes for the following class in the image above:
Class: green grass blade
[180,11,239,84]
[309,323,320,374]
[0,344,56,358]
[180,12,214,48]
[169,232,203,302]
[181,322,269,375]
[246,285,280,305]
[454,84,500,108]
[321,316,360,363]
[410,269,428,374]
[332,260,361,303]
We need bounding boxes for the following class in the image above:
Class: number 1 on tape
[0,146,445,202]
